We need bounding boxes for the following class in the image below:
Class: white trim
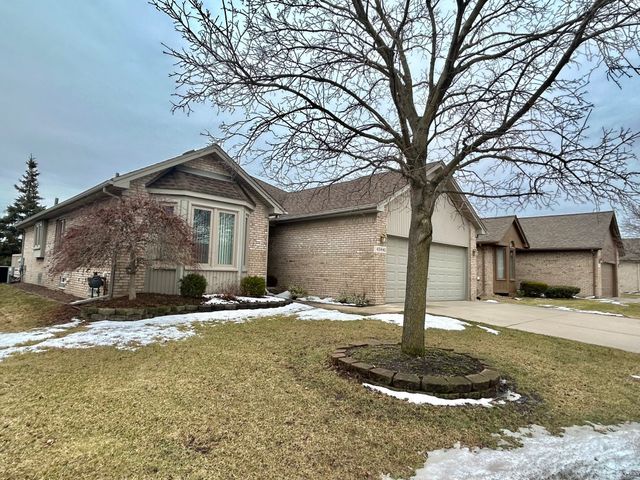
[190,203,241,271]
[147,188,256,211]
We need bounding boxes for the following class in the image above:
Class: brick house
[259,166,484,304]
[16,145,284,298]
[619,238,640,293]
[479,212,623,298]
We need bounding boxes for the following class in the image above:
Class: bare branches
[151,0,640,207]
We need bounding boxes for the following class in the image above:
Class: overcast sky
[1,1,638,219]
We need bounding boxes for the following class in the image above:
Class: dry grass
[504,296,640,318]
[0,284,78,332]
[1,311,639,479]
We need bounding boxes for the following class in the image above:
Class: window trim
[190,203,240,271]
[54,218,66,250]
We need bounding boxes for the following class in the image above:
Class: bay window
[192,206,237,267]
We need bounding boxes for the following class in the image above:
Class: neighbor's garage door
[601,262,616,297]
[386,236,467,303]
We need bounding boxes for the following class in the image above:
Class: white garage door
[386,236,468,303]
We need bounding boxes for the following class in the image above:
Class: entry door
[494,246,517,294]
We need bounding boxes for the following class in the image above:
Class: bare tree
[152,0,640,355]
[49,194,197,300]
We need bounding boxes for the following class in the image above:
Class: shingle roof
[621,238,640,262]
[518,211,618,250]
[147,168,253,204]
[254,171,409,219]
[477,216,518,244]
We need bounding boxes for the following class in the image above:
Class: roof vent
[54,198,59,205]
[115,172,120,177]
[183,149,195,155]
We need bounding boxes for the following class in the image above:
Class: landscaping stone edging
[80,299,293,321]
[331,342,501,399]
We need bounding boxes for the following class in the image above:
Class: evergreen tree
[0,155,46,264]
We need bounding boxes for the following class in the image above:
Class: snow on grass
[631,374,640,381]
[484,299,499,304]
[595,298,627,306]
[475,325,500,335]
[403,423,640,480]
[539,304,624,317]
[363,383,520,407]
[0,303,494,361]
[0,320,81,348]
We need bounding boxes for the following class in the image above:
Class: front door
[494,245,517,295]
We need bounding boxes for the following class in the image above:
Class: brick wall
[476,245,494,297]
[246,201,269,277]
[619,261,640,293]
[268,212,387,304]
[516,250,597,297]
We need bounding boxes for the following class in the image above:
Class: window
[193,208,212,264]
[217,212,235,265]
[54,218,66,249]
[496,247,506,280]
[509,249,516,280]
[33,222,43,249]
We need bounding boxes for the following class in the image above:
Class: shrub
[241,276,266,297]
[545,285,581,299]
[180,273,207,298]
[288,284,307,300]
[520,280,548,297]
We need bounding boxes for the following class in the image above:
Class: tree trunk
[127,252,137,301]
[128,272,137,301]
[401,183,436,356]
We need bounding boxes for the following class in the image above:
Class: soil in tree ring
[349,344,484,377]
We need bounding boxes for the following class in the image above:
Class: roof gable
[478,215,529,247]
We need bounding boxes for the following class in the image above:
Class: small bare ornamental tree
[153,0,640,355]
[50,194,196,300]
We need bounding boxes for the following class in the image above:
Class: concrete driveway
[426,301,640,353]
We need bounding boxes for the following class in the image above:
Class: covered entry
[386,236,468,303]
[601,262,617,297]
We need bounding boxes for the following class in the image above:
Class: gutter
[271,204,381,224]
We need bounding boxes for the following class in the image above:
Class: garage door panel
[386,236,467,302]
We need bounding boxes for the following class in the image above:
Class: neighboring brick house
[16,145,284,298]
[477,216,529,297]
[260,168,484,304]
[479,211,623,298]
[619,238,640,293]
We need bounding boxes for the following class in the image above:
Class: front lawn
[505,296,640,318]
[0,284,78,332]
[1,304,639,478]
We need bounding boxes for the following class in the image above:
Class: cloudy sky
[0,1,638,219]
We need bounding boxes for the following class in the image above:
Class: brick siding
[268,212,387,304]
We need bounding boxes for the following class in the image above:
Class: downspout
[592,249,598,298]
[19,230,25,280]
[102,185,119,298]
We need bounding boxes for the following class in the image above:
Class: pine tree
[0,155,46,264]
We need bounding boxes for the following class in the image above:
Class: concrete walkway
[304,300,640,353]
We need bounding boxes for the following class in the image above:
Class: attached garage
[386,235,468,303]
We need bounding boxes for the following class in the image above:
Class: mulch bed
[11,282,82,304]
[350,344,484,377]
[95,293,204,309]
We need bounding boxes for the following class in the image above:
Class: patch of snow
[363,383,519,407]
[631,374,640,381]
[595,298,627,306]
[403,423,640,480]
[484,300,499,304]
[539,304,623,317]
[368,313,469,331]
[0,320,81,349]
[475,325,500,335]
[274,290,291,299]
